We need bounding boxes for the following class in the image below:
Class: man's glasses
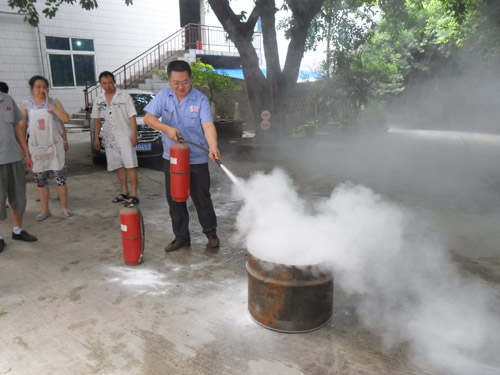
[170,80,190,88]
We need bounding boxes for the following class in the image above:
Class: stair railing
[84,23,262,113]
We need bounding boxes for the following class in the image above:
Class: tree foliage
[7,0,132,27]
[290,0,377,124]
[306,0,482,125]
[314,0,500,126]
[189,60,242,102]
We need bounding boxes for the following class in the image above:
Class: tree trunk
[207,0,325,139]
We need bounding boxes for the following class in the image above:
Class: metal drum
[247,252,334,333]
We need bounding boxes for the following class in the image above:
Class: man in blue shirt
[144,60,220,252]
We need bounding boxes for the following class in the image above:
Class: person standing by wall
[0,82,9,210]
[0,89,37,252]
[144,60,220,252]
[19,75,72,221]
[91,71,139,205]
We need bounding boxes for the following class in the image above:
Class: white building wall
[0,0,180,114]
[0,12,43,102]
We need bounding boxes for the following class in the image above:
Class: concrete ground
[1,127,499,374]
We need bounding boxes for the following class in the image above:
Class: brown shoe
[207,235,220,248]
[165,239,190,252]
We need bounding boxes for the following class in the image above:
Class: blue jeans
[164,159,217,243]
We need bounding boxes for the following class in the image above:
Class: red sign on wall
[260,120,271,130]
[261,110,271,120]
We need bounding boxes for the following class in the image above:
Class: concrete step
[66,123,89,133]
[66,110,90,133]
[72,113,87,120]
[67,118,87,127]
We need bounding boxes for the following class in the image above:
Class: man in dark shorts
[0,90,37,252]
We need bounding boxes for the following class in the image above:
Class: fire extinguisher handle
[175,136,223,167]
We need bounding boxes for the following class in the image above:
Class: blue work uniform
[144,85,217,243]
[144,86,212,163]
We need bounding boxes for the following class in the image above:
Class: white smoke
[233,167,500,374]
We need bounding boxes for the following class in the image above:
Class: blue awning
[215,68,321,82]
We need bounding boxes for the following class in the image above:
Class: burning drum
[247,253,333,333]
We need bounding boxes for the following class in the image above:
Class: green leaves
[7,0,130,27]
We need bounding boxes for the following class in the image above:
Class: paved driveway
[1,129,499,374]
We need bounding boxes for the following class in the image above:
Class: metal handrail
[83,24,262,113]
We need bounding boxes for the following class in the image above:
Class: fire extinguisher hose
[176,135,222,166]
[139,205,145,263]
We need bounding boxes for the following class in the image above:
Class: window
[46,36,96,87]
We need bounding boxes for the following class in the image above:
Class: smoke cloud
[232,167,500,374]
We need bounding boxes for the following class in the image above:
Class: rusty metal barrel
[247,252,334,333]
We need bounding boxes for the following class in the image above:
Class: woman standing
[19,75,72,220]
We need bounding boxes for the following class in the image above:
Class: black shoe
[12,230,38,242]
[207,235,220,248]
[165,239,190,252]
[0,239,4,253]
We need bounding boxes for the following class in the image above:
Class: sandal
[128,196,140,205]
[112,193,129,203]
[36,212,51,221]
[63,209,73,217]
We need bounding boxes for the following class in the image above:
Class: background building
[1,0,254,115]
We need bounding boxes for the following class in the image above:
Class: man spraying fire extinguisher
[144,60,220,252]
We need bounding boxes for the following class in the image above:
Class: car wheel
[92,155,106,165]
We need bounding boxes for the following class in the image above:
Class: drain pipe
[36,25,46,77]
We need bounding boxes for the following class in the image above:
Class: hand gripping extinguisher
[120,202,145,266]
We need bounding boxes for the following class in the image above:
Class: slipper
[112,193,129,203]
[128,196,140,205]
[63,209,73,217]
[36,212,51,221]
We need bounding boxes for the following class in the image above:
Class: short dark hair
[99,71,115,82]
[167,60,192,78]
[29,75,49,88]
[0,82,8,93]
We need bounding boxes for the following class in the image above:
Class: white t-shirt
[91,89,137,148]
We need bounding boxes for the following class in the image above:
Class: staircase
[65,23,262,131]
[65,109,88,133]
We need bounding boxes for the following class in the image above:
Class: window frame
[46,36,96,88]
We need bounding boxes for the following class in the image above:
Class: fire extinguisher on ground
[120,202,145,266]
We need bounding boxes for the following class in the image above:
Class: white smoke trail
[233,167,500,374]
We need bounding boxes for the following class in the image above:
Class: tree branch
[283,0,325,84]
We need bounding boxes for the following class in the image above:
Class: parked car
[90,90,163,164]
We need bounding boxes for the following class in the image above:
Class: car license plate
[136,143,151,151]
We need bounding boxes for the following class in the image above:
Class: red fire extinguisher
[170,142,190,202]
[120,204,144,266]
[170,135,222,202]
